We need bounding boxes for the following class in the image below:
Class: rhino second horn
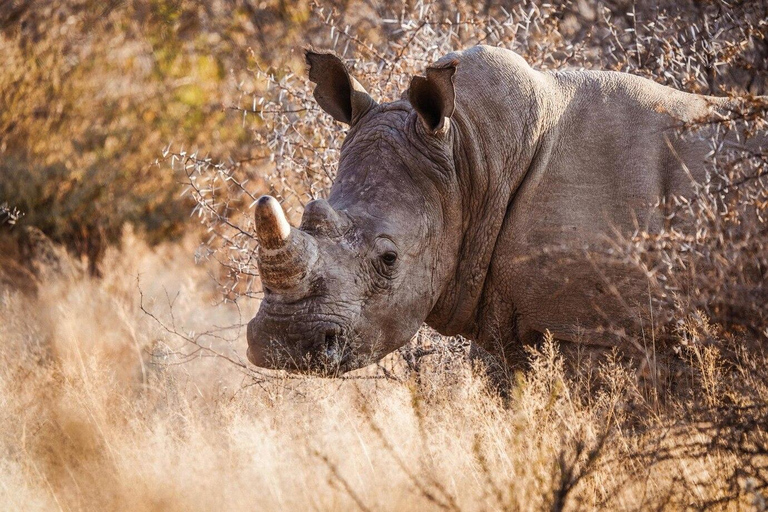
[255,195,291,250]
[300,198,350,236]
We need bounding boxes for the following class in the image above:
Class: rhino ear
[408,59,457,134]
[305,49,377,125]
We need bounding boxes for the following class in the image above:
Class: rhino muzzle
[246,311,353,374]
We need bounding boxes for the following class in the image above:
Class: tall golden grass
[1,231,765,511]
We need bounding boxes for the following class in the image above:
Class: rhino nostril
[321,329,346,367]
[324,329,339,348]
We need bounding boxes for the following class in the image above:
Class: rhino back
[519,69,715,246]
[442,46,728,350]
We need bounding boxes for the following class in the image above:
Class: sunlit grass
[0,232,765,511]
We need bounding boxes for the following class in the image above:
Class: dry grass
[0,232,766,511]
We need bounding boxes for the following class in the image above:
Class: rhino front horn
[255,196,292,249]
[254,195,318,293]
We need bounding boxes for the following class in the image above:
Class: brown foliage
[0,0,314,270]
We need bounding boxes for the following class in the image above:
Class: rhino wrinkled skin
[246,45,762,374]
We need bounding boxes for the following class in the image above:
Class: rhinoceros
[246,45,758,374]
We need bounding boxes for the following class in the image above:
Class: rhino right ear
[408,59,458,135]
[305,49,377,125]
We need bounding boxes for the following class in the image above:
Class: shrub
[0,0,316,272]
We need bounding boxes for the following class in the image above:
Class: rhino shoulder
[436,45,536,75]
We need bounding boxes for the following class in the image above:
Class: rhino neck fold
[425,47,561,342]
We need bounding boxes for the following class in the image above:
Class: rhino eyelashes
[380,251,398,266]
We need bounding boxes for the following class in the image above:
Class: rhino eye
[372,237,399,279]
[381,251,398,266]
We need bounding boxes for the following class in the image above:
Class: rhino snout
[246,312,352,373]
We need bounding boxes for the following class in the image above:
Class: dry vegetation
[1,236,767,510]
[1,235,766,511]
[1,0,767,510]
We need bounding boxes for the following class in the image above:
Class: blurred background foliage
[0,0,319,272]
[1,0,766,275]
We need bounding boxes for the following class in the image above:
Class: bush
[0,0,321,272]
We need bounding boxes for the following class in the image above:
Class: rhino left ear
[305,49,377,125]
[408,59,458,134]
